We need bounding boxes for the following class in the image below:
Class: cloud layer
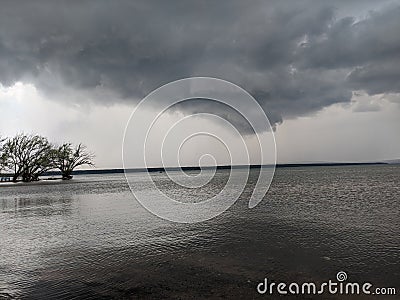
[0,0,399,128]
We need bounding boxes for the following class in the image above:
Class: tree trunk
[22,173,31,182]
[62,171,73,180]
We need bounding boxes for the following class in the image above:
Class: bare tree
[0,135,5,173]
[2,134,54,182]
[54,143,94,179]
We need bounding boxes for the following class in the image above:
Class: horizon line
[48,161,390,176]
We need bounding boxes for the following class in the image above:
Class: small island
[0,133,94,182]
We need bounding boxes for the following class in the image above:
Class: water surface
[0,165,399,299]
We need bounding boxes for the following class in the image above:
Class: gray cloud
[0,0,399,131]
[297,4,400,95]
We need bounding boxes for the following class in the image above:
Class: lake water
[0,165,399,299]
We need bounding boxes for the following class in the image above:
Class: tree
[0,135,5,173]
[54,143,94,179]
[2,134,55,182]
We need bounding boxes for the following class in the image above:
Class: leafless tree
[2,134,55,182]
[54,143,94,179]
[0,135,5,173]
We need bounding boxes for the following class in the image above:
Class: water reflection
[1,197,74,218]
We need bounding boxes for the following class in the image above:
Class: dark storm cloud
[297,5,400,94]
[0,0,399,129]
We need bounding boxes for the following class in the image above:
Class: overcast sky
[0,0,399,168]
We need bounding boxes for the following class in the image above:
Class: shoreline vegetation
[0,133,94,182]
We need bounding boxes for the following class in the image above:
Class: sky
[0,0,399,168]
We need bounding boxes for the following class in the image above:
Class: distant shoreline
[0,162,393,186]
[0,162,391,179]
[42,162,388,176]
